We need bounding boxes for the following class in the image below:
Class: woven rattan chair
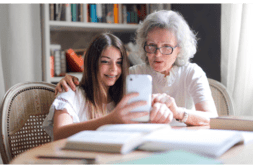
[0,82,56,164]
[208,78,234,116]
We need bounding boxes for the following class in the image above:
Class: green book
[110,150,222,165]
[71,4,77,22]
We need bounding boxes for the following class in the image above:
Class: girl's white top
[42,87,115,140]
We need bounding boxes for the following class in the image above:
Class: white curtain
[221,4,253,116]
[0,4,42,100]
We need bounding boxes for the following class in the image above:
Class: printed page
[139,129,243,158]
[96,124,170,133]
[67,131,143,144]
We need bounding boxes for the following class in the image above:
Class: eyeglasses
[144,44,178,55]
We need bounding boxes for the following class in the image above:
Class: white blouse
[129,62,213,111]
[42,87,115,140]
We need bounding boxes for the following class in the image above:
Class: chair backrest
[0,82,56,164]
[208,78,234,116]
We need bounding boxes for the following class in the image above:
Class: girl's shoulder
[55,86,85,104]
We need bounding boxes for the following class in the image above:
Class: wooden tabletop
[10,126,253,164]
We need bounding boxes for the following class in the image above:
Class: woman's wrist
[174,107,187,121]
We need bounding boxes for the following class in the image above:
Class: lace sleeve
[42,88,85,139]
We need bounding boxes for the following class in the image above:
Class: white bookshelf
[41,4,140,84]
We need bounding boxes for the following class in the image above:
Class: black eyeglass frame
[144,44,178,55]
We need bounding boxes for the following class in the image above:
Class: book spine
[133,5,138,23]
[127,11,130,23]
[150,4,154,13]
[122,5,127,24]
[113,4,119,24]
[83,4,88,22]
[77,4,81,22]
[56,4,63,21]
[60,4,66,21]
[65,4,71,22]
[106,4,114,23]
[49,4,54,20]
[50,44,61,76]
[139,4,146,21]
[118,4,122,24]
[130,8,135,24]
[71,4,77,22]
[101,4,106,23]
[50,51,54,77]
[60,50,67,76]
[94,4,97,22]
[146,4,150,15]
[163,4,171,10]
[105,4,109,23]
[54,50,61,76]
[96,4,102,22]
[90,4,93,22]
[54,4,57,20]
[90,4,97,22]
[87,4,90,22]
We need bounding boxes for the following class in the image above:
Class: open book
[63,124,171,154]
[138,128,244,158]
[63,124,250,158]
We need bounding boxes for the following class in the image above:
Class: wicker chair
[0,82,56,164]
[208,78,234,116]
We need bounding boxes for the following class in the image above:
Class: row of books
[49,4,171,24]
[50,44,85,77]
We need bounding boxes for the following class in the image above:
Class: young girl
[42,33,149,141]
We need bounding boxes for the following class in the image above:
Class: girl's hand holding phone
[108,93,149,124]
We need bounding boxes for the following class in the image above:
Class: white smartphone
[126,74,152,122]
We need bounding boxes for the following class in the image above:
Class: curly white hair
[135,10,198,66]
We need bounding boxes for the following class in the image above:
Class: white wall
[0,4,42,97]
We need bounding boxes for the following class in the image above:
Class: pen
[37,155,97,164]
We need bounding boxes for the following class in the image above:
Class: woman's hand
[152,93,180,119]
[55,74,80,96]
[149,102,173,123]
[108,93,149,124]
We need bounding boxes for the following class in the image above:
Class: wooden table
[10,126,253,164]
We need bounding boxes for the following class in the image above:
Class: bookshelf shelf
[50,21,140,32]
[49,73,83,84]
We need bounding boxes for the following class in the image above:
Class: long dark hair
[79,33,129,119]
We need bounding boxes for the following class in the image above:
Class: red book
[66,48,84,72]
[50,55,54,77]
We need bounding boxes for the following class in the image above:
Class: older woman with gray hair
[55,10,218,126]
